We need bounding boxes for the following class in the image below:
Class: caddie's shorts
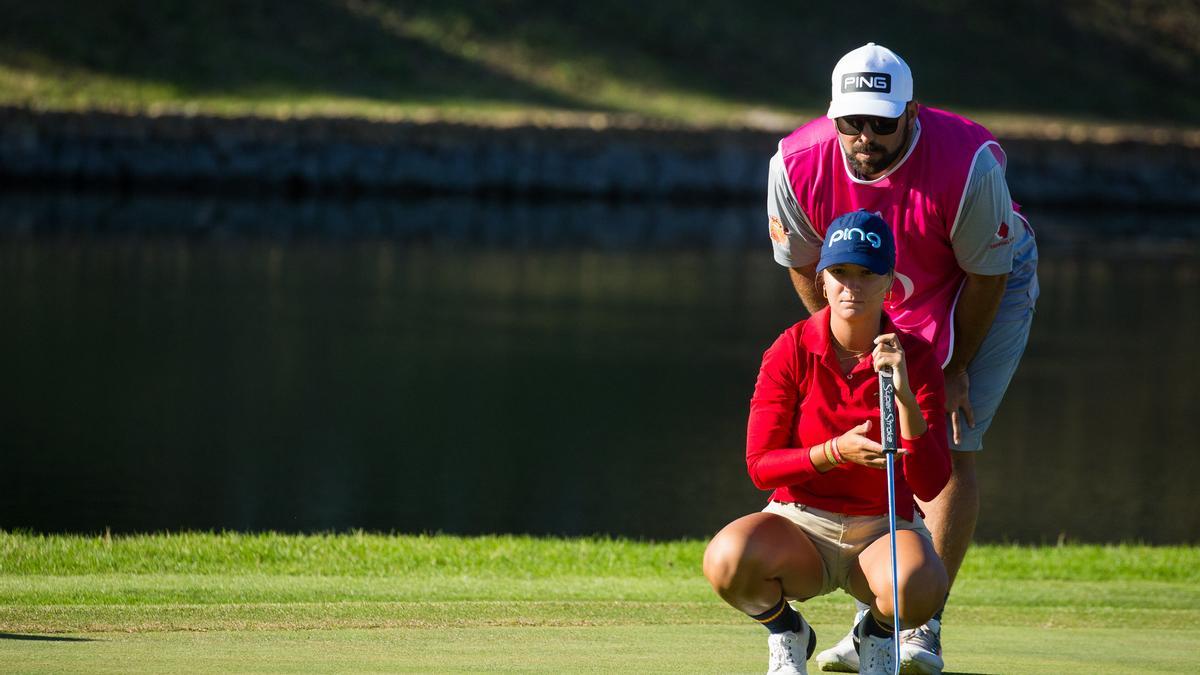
[949,310,1034,452]
[762,501,933,598]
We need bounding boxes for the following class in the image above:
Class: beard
[846,124,912,178]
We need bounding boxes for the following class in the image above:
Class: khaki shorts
[762,501,933,598]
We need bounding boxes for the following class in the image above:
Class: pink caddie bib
[779,106,1003,366]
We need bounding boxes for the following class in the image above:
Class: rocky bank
[1,107,1197,207]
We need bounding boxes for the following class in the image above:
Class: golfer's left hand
[872,333,916,407]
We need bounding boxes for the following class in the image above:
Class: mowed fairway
[2,533,1198,673]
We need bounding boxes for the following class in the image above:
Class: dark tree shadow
[0,0,598,112]
[398,0,1199,122]
[0,0,1196,122]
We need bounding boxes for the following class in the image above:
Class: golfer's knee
[897,566,948,626]
[703,532,754,595]
[700,526,763,593]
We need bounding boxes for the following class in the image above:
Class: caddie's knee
[949,451,977,485]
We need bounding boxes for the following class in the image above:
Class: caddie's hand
[872,333,917,407]
[837,420,888,470]
[943,369,973,446]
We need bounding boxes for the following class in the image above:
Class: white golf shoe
[854,615,897,675]
[899,618,944,674]
[815,606,866,672]
[766,617,817,675]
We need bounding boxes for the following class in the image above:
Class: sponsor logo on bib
[888,271,915,305]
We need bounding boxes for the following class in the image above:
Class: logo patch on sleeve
[841,72,891,94]
[988,221,1013,249]
[769,215,789,245]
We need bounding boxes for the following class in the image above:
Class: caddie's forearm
[788,264,825,314]
[945,272,1007,374]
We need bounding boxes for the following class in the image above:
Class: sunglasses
[835,114,904,136]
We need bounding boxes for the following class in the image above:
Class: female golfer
[703,210,951,675]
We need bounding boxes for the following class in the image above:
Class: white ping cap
[827,43,913,119]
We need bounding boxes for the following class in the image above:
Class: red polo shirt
[746,307,951,520]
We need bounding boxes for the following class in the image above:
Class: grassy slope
[2,533,1199,673]
[0,1,1197,132]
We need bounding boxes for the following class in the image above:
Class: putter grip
[878,368,897,454]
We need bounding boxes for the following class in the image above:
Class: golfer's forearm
[896,399,927,440]
[788,265,825,314]
[746,447,820,489]
[945,272,1007,374]
[901,417,952,500]
[899,363,952,498]
[904,443,952,500]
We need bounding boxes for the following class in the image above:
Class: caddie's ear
[905,101,919,127]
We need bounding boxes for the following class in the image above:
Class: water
[2,193,1197,543]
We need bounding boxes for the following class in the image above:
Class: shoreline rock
[2,106,1197,207]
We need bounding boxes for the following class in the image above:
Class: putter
[878,366,902,675]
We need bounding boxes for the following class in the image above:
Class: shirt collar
[802,305,900,359]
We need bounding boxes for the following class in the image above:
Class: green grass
[1,1,1198,133]
[4,531,1198,580]
[2,532,1199,672]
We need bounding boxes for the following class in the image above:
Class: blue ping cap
[816,210,896,275]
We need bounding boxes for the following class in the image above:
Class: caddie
[766,42,1039,674]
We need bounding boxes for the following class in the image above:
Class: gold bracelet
[823,439,835,466]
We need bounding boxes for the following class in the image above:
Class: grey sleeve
[952,149,1017,276]
[767,149,823,268]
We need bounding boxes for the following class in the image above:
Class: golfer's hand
[837,420,888,469]
[872,333,916,407]
[943,369,973,445]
